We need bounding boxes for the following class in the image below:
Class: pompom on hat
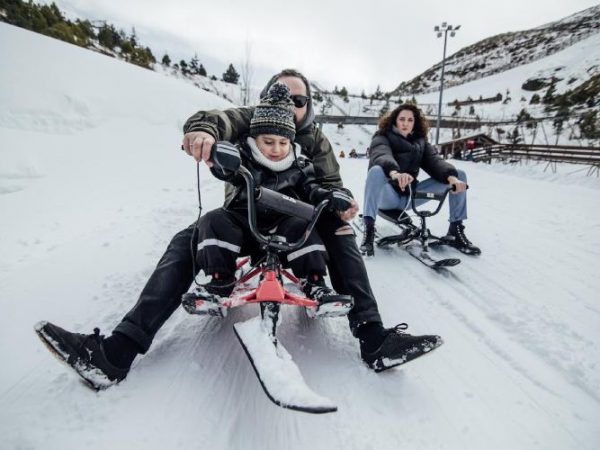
[249,83,296,141]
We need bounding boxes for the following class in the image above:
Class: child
[191,83,354,304]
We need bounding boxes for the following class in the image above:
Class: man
[35,70,443,389]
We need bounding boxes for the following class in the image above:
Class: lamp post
[433,23,460,146]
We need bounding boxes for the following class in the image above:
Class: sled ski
[405,244,460,269]
[429,239,481,255]
[355,186,463,270]
[234,313,337,414]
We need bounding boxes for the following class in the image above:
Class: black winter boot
[442,221,481,255]
[360,216,376,256]
[34,321,129,390]
[359,323,443,372]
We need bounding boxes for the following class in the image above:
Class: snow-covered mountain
[315,25,599,147]
[1,22,599,450]
[395,5,600,96]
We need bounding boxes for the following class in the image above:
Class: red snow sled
[182,143,352,414]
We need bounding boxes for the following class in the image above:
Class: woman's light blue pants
[363,165,468,223]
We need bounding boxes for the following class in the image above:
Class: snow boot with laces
[441,221,481,255]
[34,321,129,390]
[359,323,444,372]
[360,216,376,256]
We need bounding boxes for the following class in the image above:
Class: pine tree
[508,128,522,145]
[543,83,556,104]
[130,27,137,48]
[222,64,240,84]
[180,60,189,76]
[120,40,133,55]
[162,53,171,66]
[374,85,383,100]
[578,110,600,141]
[552,104,570,144]
[198,64,207,77]
[189,54,199,75]
[339,86,349,102]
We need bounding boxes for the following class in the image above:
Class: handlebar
[410,185,454,217]
[238,165,330,252]
[410,183,468,218]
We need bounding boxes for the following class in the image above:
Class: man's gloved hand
[328,189,354,213]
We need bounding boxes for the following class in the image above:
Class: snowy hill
[395,5,600,95]
[1,22,600,450]
[316,28,600,146]
[414,31,600,144]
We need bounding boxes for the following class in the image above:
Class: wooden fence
[470,144,600,176]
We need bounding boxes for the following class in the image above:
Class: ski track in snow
[1,22,600,450]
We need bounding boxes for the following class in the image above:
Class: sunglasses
[291,95,309,108]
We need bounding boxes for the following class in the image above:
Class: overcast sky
[42,0,599,93]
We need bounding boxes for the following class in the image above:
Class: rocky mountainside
[394,5,600,96]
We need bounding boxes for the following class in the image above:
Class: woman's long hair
[378,104,429,140]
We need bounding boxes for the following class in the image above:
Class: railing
[314,114,484,129]
[471,144,600,175]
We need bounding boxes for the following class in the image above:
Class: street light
[433,22,460,146]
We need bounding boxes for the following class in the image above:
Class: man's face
[277,76,308,124]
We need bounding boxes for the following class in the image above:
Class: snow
[1,22,600,450]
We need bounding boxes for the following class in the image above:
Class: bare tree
[240,38,254,106]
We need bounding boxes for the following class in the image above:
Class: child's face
[255,134,291,162]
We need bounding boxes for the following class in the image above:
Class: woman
[361,104,480,256]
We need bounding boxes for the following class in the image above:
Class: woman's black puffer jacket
[368,129,458,194]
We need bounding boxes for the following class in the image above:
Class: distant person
[35,70,443,390]
[349,148,358,158]
[339,150,346,158]
[360,104,481,257]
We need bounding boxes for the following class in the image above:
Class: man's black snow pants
[114,210,383,354]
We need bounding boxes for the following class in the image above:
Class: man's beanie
[249,83,296,141]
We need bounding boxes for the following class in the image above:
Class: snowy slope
[397,5,600,95]
[415,32,600,121]
[315,30,600,146]
[1,23,600,450]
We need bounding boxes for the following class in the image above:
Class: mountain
[394,5,600,96]
[314,8,599,147]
